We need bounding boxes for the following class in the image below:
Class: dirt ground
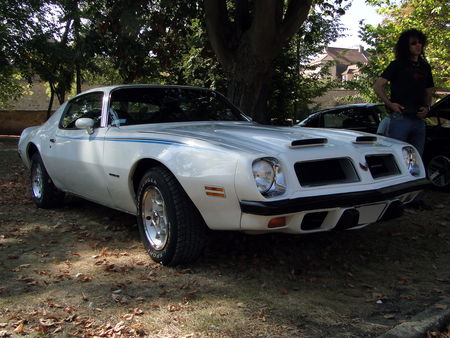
[1,136,450,337]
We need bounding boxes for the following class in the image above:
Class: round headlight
[252,159,275,193]
[402,146,420,176]
[252,158,286,197]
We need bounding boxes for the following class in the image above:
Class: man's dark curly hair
[394,29,427,61]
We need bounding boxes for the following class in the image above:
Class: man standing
[373,29,434,157]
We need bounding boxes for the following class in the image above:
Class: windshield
[109,87,250,126]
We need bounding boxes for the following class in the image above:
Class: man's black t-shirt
[381,59,434,115]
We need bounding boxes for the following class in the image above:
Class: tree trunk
[76,64,81,94]
[227,63,272,122]
[47,86,55,119]
[223,34,274,121]
[254,80,271,123]
[204,0,313,122]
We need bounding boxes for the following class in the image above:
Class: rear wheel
[30,153,65,208]
[136,167,206,266]
[427,154,450,191]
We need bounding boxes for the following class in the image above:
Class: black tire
[136,167,207,266]
[426,154,450,191]
[30,153,65,208]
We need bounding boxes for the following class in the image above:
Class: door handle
[50,139,55,143]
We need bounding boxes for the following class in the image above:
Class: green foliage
[0,73,30,110]
[26,35,75,104]
[0,0,46,106]
[177,18,227,92]
[2,0,350,117]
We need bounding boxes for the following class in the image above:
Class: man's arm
[373,77,404,113]
[417,87,435,119]
[425,88,434,108]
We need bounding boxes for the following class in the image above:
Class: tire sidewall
[30,154,48,207]
[136,169,178,265]
[427,153,450,191]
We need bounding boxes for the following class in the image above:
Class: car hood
[131,122,395,154]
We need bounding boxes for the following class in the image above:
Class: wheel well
[131,159,206,217]
[132,159,170,196]
[27,143,39,163]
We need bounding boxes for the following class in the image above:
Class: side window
[302,113,321,127]
[60,92,103,129]
[323,110,345,128]
[351,108,377,128]
[324,108,376,129]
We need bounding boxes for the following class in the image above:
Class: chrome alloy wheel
[31,163,44,199]
[141,187,168,251]
[428,155,450,188]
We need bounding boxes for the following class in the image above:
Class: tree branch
[204,0,234,70]
[279,0,313,46]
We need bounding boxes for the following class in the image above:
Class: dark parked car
[298,95,450,190]
[298,103,388,134]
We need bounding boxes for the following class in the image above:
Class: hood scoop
[353,136,377,144]
[290,138,328,148]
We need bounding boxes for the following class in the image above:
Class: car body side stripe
[56,135,184,146]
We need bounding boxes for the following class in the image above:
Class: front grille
[365,154,400,179]
[295,158,360,187]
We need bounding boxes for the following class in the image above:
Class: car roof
[81,84,211,93]
[431,94,449,110]
[314,103,384,113]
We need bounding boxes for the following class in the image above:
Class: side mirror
[75,118,95,134]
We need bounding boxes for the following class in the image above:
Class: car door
[45,92,112,205]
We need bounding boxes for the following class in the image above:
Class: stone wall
[0,110,48,135]
[310,88,360,110]
[8,82,61,111]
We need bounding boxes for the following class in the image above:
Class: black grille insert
[301,212,328,230]
[295,158,359,187]
[366,154,400,179]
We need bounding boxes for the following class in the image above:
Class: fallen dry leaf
[132,308,144,316]
[81,292,89,301]
[122,314,134,321]
[168,304,182,312]
[13,322,24,334]
[39,318,56,327]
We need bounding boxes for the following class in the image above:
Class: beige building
[309,46,370,81]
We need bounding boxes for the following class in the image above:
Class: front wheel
[30,153,65,208]
[427,154,450,191]
[136,167,206,266]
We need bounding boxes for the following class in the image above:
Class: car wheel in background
[427,153,450,191]
[30,153,65,208]
[136,167,207,266]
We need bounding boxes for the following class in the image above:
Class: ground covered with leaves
[1,136,450,337]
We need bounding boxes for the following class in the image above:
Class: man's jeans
[388,113,426,156]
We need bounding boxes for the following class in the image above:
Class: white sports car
[18,85,429,265]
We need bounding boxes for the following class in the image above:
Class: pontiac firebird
[18,85,429,266]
